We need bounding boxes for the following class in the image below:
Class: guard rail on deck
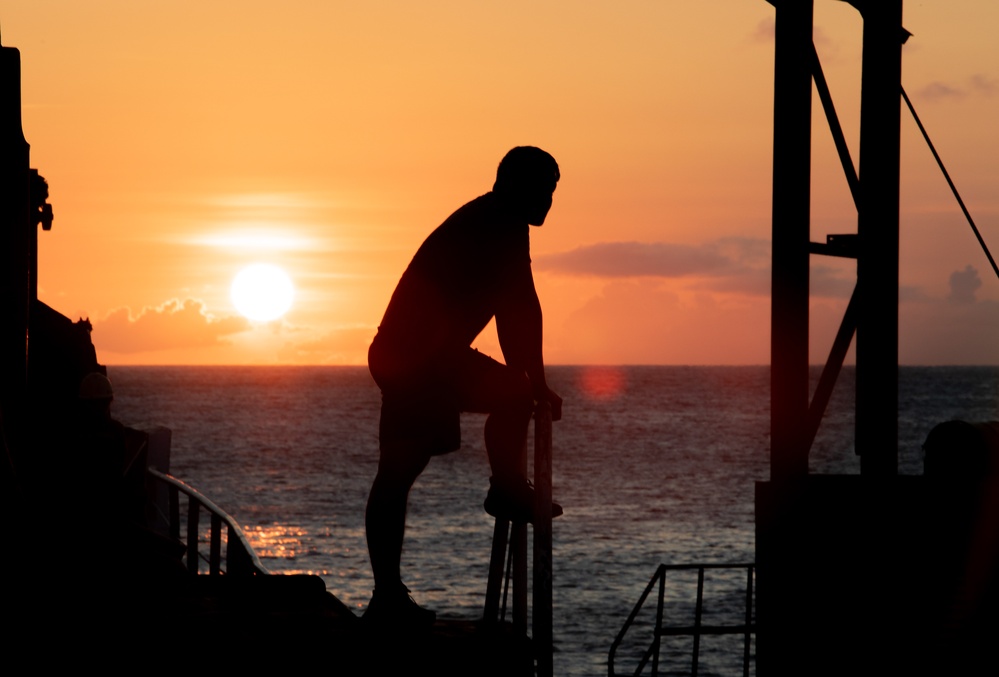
[146,467,269,577]
[609,562,756,677]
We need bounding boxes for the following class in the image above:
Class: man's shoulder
[445,192,528,233]
[410,192,529,271]
[445,192,501,222]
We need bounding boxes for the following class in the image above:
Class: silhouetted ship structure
[609,2,999,675]
[755,2,999,675]
[0,31,540,673]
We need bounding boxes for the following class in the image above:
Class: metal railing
[609,562,756,677]
[146,467,269,577]
[483,401,555,677]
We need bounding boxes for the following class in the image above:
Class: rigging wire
[901,86,999,283]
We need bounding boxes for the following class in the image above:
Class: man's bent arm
[497,289,545,389]
[496,267,562,419]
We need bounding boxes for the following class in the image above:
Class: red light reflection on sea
[577,366,626,401]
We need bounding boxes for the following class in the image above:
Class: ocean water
[109,365,999,676]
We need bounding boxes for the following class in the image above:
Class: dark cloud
[544,274,999,365]
[536,240,741,278]
[698,268,771,297]
[917,75,997,101]
[712,237,771,267]
[948,265,981,304]
[970,74,998,96]
[901,297,999,364]
[94,299,250,353]
[900,284,930,303]
[811,266,856,299]
[751,18,831,49]
[537,238,858,299]
[556,280,770,365]
[752,18,775,43]
[918,82,964,100]
[896,267,999,363]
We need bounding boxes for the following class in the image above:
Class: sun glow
[231,263,295,322]
[578,366,627,401]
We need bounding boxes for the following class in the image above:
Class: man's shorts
[368,334,522,463]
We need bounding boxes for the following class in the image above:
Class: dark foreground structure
[0,33,542,673]
[759,1,999,675]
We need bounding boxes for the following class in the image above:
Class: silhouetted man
[365,146,563,625]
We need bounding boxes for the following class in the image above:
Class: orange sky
[6,1,999,365]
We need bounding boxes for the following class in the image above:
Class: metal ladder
[482,401,555,677]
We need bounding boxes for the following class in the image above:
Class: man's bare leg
[484,405,532,483]
[479,376,562,522]
[364,451,436,624]
[453,359,561,522]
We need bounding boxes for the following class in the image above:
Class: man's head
[493,146,559,226]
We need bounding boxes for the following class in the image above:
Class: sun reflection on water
[243,523,309,560]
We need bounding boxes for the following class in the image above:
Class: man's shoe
[484,476,563,524]
[362,585,436,628]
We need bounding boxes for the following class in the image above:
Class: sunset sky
[6,1,999,365]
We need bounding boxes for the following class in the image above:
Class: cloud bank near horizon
[536,238,858,299]
[94,299,250,353]
[86,261,999,366]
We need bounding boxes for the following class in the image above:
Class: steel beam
[769,0,814,482]
[855,0,903,475]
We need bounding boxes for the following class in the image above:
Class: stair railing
[146,467,269,577]
[609,562,756,677]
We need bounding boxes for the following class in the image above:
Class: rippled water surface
[110,365,999,676]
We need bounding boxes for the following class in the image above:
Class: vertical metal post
[743,566,754,677]
[511,524,528,632]
[169,484,180,541]
[653,569,665,677]
[770,0,814,483]
[484,519,510,622]
[856,0,902,476]
[210,513,222,575]
[227,525,247,576]
[485,443,529,629]
[186,500,200,574]
[28,169,40,302]
[692,567,705,677]
[512,434,528,634]
[0,42,31,466]
[533,401,554,677]
[760,4,814,674]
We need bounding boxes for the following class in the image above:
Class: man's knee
[454,349,534,415]
[492,366,532,411]
[374,446,431,489]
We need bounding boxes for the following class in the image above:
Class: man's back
[376,192,532,359]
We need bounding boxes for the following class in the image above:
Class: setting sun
[13,1,999,365]
[230,264,295,322]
